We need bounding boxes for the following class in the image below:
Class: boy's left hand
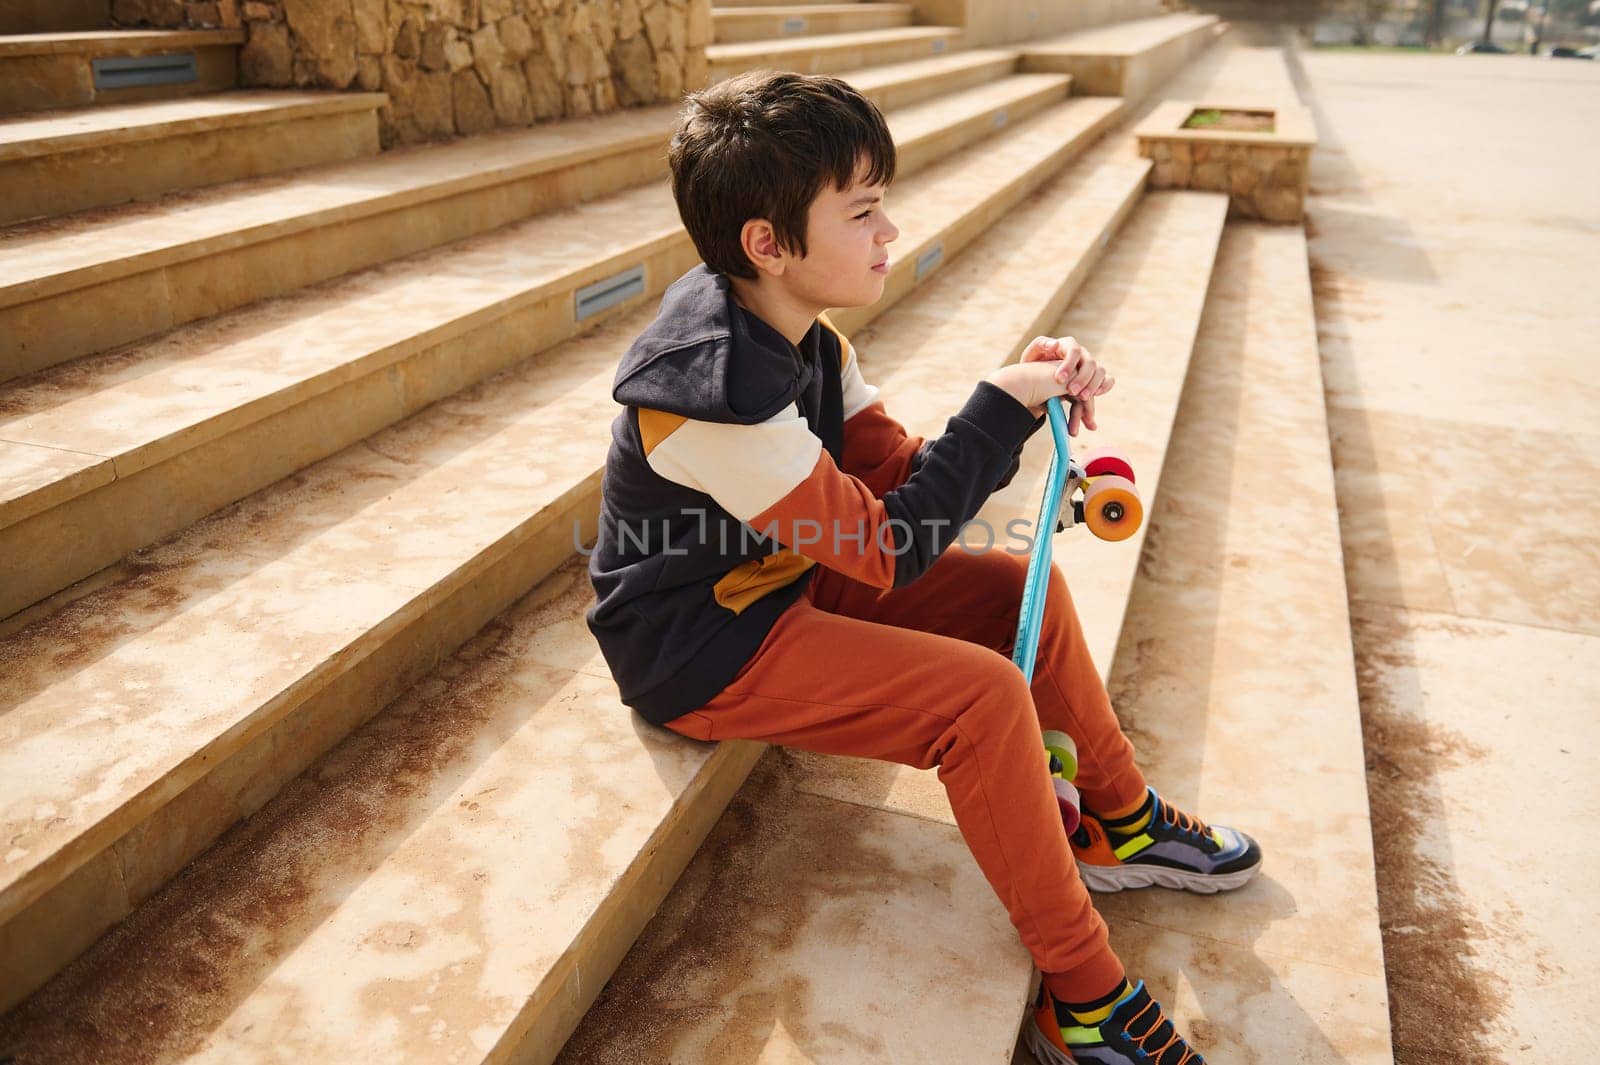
[1018,336,1114,436]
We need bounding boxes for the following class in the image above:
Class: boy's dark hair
[668,69,897,280]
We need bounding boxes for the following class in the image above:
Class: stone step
[1020,12,1222,102]
[558,178,1240,1064]
[707,25,963,82]
[0,29,244,115]
[713,3,914,44]
[0,79,1108,625]
[0,101,681,385]
[842,46,1021,111]
[0,90,387,226]
[0,92,1123,1014]
[1015,224,1392,1062]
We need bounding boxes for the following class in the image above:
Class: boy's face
[782,159,899,310]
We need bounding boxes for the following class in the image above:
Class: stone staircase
[0,12,1392,1065]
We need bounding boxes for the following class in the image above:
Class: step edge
[844,47,1018,91]
[0,91,390,163]
[706,24,960,60]
[0,28,247,57]
[1019,13,1223,59]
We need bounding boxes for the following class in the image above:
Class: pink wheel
[1053,777,1082,835]
[1082,446,1135,484]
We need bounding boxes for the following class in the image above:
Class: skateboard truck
[1010,394,1144,834]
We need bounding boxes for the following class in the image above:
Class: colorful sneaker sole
[1076,858,1262,894]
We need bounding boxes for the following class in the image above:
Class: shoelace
[1124,998,1201,1065]
[1157,795,1214,841]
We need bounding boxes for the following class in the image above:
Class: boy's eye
[855,209,873,220]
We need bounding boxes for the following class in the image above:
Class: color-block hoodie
[585,263,1046,726]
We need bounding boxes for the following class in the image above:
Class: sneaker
[1071,787,1261,893]
[1024,978,1205,1064]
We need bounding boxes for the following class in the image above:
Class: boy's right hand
[985,338,1114,435]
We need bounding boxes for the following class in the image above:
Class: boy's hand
[1004,336,1116,435]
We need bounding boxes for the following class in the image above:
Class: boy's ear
[740,218,788,278]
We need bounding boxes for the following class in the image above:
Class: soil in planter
[1185,108,1275,133]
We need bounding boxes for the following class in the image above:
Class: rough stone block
[353,0,385,54]
[356,52,381,90]
[613,34,655,106]
[499,15,533,61]
[1193,161,1226,188]
[488,63,532,125]
[524,52,562,119]
[470,21,503,71]
[452,68,494,134]
[241,19,293,84]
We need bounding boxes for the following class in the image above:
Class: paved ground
[1297,46,1600,1062]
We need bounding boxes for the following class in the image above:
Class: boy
[586,70,1261,1064]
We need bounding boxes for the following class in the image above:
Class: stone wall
[109,0,709,147]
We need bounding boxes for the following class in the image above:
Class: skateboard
[1010,395,1143,834]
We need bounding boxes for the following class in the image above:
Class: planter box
[1134,99,1317,223]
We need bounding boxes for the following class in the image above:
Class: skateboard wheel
[1082,446,1135,484]
[1083,476,1142,542]
[1042,730,1079,782]
[1053,777,1082,835]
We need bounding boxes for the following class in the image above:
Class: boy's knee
[956,654,1035,734]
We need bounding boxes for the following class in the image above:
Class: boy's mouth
[870,258,889,274]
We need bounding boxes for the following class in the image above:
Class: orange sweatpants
[663,544,1148,993]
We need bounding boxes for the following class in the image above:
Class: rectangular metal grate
[575,265,646,322]
[915,242,943,282]
[992,109,1008,130]
[92,53,198,90]
[782,16,808,33]
[932,38,947,53]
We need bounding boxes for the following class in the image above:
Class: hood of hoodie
[612,264,819,425]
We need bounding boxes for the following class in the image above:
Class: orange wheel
[1083,476,1142,541]
[1082,446,1135,484]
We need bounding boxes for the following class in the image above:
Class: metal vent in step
[783,16,808,34]
[932,38,948,53]
[92,53,198,90]
[992,109,1009,130]
[576,265,646,322]
[915,242,943,282]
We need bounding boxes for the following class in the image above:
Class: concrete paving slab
[1301,45,1600,1062]
[1350,600,1600,1061]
